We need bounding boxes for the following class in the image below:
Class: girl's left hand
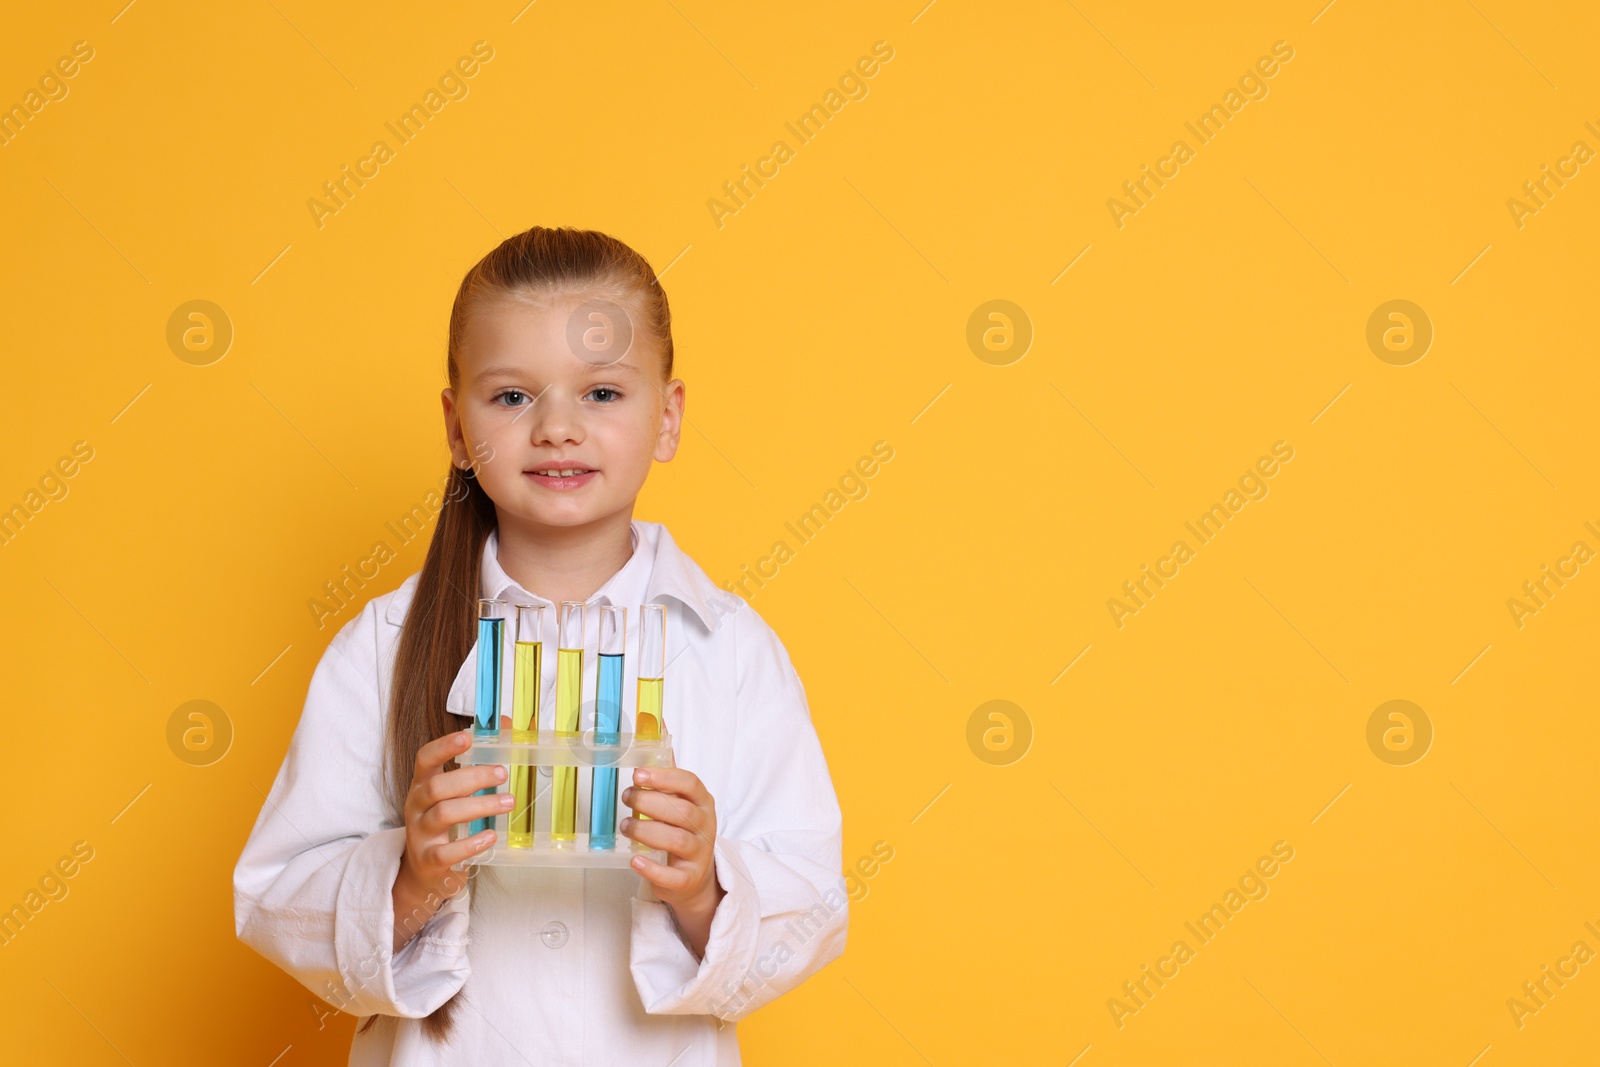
[621,767,727,955]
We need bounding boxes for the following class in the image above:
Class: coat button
[541,921,568,948]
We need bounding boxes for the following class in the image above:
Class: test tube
[508,603,545,848]
[634,603,665,824]
[589,605,626,849]
[468,598,506,836]
[551,601,585,845]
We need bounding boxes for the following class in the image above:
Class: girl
[233,227,848,1065]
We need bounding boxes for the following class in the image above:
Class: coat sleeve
[232,601,473,1019]
[629,607,848,1020]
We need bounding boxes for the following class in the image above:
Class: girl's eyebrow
[477,361,640,380]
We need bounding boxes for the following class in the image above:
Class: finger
[415,728,474,782]
[423,827,496,872]
[633,767,710,806]
[619,815,700,859]
[623,787,711,841]
[420,764,507,808]
[421,791,515,835]
[629,852,694,892]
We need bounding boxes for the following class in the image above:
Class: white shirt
[233,520,848,1066]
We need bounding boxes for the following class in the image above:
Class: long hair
[358,226,675,1043]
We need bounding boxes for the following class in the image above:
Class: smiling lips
[525,466,597,490]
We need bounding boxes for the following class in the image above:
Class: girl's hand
[397,729,508,903]
[620,767,727,959]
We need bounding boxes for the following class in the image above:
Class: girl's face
[443,291,684,533]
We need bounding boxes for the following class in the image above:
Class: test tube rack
[450,727,675,869]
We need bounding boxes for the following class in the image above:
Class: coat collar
[383,520,742,635]
[477,523,651,612]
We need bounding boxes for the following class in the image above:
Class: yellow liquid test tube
[508,603,545,849]
[635,677,663,740]
[551,601,585,845]
[634,603,665,823]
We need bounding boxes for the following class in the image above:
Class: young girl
[233,226,847,1065]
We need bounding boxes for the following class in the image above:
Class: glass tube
[589,605,626,849]
[468,598,506,836]
[551,601,585,845]
[635,603,665,740]
[634,603,665,823]
[508,603,545,849]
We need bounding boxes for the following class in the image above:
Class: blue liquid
[474,616,503,735]
[589,652,623,848]
[469,615,503,836]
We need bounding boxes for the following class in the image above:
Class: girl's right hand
[398,728,511,893]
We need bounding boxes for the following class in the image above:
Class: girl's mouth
[525,468,597,490]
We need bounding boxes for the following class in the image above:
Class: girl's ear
[442,387,469,468]
[654,378,685,462]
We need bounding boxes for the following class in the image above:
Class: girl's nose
[525,390,582,445]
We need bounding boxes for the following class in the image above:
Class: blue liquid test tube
[589,605,625,849]
[468,598,505,837]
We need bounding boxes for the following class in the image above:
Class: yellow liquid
[552,647,583,843]
[510,641,542,848]
[635,676,663,740]
[512,641,541,738]
[509,765,535,848]
[634,676,664,821]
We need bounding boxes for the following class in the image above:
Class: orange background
[2,1,1598,1064]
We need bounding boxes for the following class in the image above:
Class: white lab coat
[233,521,848,1065]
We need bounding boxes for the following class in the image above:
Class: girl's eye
[494,390,529,407]
[587,387,621,403]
